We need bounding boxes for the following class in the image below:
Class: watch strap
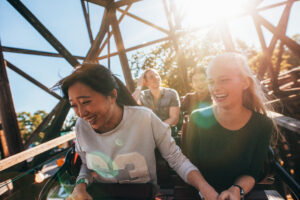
[76,178,89,186]
[232,184,244,200]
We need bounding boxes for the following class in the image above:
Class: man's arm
[132,87,142,105]
[187,170,219,200]
[132,74,145,105]
[163,106,180,126]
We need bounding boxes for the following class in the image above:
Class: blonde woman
[186,53,276,200]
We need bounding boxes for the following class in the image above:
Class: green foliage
[17,110,47,144]
[129,32,225,96]
[17,111,77,145]
[130,32,300,95]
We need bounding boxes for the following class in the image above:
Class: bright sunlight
[175,0,248,28]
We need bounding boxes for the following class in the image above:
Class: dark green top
[186,106,273,192]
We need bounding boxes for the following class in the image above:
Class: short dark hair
[189,67,206,80]
[56,64,137,106]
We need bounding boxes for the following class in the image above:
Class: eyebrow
[69,96,90,103]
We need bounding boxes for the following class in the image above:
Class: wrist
[231,184,244,200]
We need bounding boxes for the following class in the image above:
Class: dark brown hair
[56,63,137,106]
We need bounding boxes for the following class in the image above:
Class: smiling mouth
[85,116,97,125]
[214,94,228,101]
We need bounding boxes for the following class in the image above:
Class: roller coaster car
[38,144,299,200]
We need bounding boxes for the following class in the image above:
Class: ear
[110,89,118,102]
[242,77,250,90]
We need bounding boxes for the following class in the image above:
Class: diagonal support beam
[2,46,85,60]
[24,100,64,148]
[219,22,235,51]
[117,8,169,35]
[98,36,170,60]
[7,0,79,67]
[6,61,62,100]
[110,9,135,92]
[85,0,109,7]
[96,5,131,58]
[253,1,295,78]
[0,44,23,156]
[85,9,111,62]
[115,0,141,8]
[81,0,94,44]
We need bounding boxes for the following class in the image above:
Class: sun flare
[175,0,247,28]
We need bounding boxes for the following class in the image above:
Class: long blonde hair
[208,52,279,145]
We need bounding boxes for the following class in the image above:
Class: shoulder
[191,106,214,119]
[183,92,195,98]
[163,87,178,95]
[251,112,273,137]
[124,105,155,117]
[189,106,215,129]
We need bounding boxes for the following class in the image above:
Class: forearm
[233,175,255,195]
[132,87,142,102]
[163,116,179,126]
[187,170,218,200]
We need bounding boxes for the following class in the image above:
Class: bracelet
[76,178,89,186]
[232,184,244,200]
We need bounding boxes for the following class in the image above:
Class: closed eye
[82,100,91,105]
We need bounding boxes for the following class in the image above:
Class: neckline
[213,109,254,132]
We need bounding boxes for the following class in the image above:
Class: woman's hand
[66,183,92,200]
[218,186,240,200]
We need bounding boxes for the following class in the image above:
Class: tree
[129,32,224,96]
[17,110,47,144]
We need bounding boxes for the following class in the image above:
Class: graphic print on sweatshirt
[86,152,151,183]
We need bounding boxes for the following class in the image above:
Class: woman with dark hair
[57,64,217,200]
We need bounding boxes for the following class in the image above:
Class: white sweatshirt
[75,106,197,185]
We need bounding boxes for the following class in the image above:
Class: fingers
[218,191,229,200]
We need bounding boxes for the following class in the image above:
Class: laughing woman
[186,53,277,200]
[57,64,218,200]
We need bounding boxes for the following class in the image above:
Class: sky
[0,0,300,115]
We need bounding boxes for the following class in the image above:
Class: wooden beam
[0,132,75,171]
[24,101,64,149]
[98,36,170,60]
[117,8,169,35]
[267,111,300,134]
[33,99,70,165]
[81,0,94,44]
[85,9,110,62]
[7,0,79,67]
[96,5,131,58]
[0,44,23,157]
[2,46,85,60]
[110,9,135,92]
[0,117,10,158]
[253,20,267,52]
[162,0,189,93]
[255,13,300,57]
[85,0,109,7]
[219,22,235,51]
[255,0,294,79]
[114,0,141,8]
[6,61,62,100]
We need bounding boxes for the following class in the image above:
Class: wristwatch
[232,184,244,200]
[76,178,89,186]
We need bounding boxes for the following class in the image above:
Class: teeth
[215,94,227,98]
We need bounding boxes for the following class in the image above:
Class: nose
[76,105,88,118]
